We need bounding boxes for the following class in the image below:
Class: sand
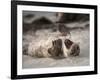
[22,23,90,69]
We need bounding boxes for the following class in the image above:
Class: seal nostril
[69,44,80,56]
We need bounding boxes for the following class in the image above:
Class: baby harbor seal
[28,37,80,58]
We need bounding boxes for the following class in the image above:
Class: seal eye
[48,39,63,57]
[64,39,73,49]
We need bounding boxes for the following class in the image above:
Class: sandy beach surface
[22,24,90,69]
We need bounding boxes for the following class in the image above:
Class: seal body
[28,32,80,58]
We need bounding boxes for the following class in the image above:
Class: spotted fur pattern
[28,38,80,58]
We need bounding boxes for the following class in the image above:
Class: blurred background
[23,11,89,33]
